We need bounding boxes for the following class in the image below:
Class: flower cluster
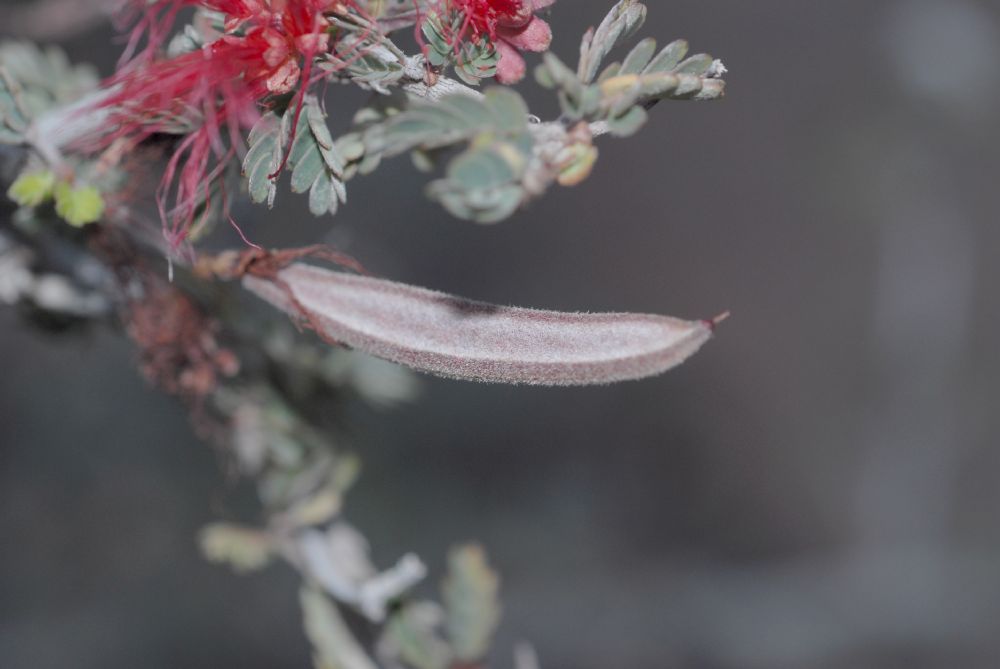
[100,0,351,246]
[117,0,342,93]
[91,0,559,246]
[438,0,555,83]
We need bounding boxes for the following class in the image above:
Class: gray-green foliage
[302,587,380,669]
[1,42,112,230]
[578,0,648,83]
[200,523,276,574]
[294,97,348,216]
[537,0,725,137]
[321,49,405,94]
[0,42,98,115]
[243,96,347,216]
[335,91,408,181]
[0,42,98,145]
[383,603,454,669]
[373,90,528,156]
[443,545,501,662]
[377,544,501,669]
[422,10,499,86]
[342,1,722,223]
[234,0,725,225]
[244,111,288,208]
[369,87,534,223]
[320,14,406,94]
[0,69,29,144]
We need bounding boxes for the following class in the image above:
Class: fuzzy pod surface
[243,263,714,385]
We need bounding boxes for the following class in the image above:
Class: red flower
[98,0,348,246]
[444,0,555,83]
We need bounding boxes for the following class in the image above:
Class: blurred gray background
[2,0,999,667]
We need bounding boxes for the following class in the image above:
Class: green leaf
[7,170,55,207]
[606,105,648,137]
[349,84,533,224]
[308,170,337,216]
[596,61,622,83]
[291,145,325,193]
[539,52,583,97]
[421,12,453,68]
[454,37,499,85]
[320,50,404,94]
[443,545,501,663]
[556,142,600,187]
[0,42,98,115]
[484,87,529,133]
[53,182,104,227]
[305,97,345,176]
[449,144,520,190]
[243,112,284,206]
[619,37,657,75]
[380,111,467,155]
[676,53,715,76]
[420,9,499,85]
[645,39,689,74]
[541,2,724,131]
[430,182,523,224]
[578,0,648,83]
[383,603,453,669]
[245,97,347,216]
[427,141,528,224]
[199,523,275,574]
[285,97,347,216]
[0,67,29,142]
[335,133,366,162]
[376,89,530,159]
[636,72,681,98]
[436,94,491,129]
[300,587,379,669]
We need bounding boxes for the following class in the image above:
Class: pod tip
[704,311,731,332]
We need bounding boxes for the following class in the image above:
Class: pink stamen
[101,0,369,244]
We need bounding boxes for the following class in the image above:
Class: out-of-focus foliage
[0,41,97,114]
[200,523,276,573]
[6,170,54,207]
[0,68,29,144]
[302,586,380,669]
[443,545,502,662]
[369,87,532,223]
[52,182,103,227]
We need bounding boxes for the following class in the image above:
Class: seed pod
[243,263,715,385]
